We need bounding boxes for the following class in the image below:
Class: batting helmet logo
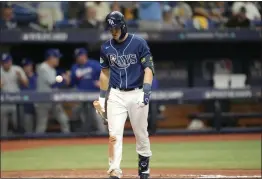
[108,19,115,25]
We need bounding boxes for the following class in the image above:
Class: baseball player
[35,49,70,133]
[1,53,28,136]
[70,48,106,132]
[96,11,154,179]
[20,58,37,133]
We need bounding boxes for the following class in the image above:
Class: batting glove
[137,83,152,107]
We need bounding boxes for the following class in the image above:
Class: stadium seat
[207,19,219,29]
[126,20,138,28]
[12,4,34,14]
[54,20,77,29]
[251,20,262,27]
[230,74,247,89]
[12,3,38,25]
[184,19,195,30]
[213,74,230,89]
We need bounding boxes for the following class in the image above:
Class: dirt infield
[2,169,261,178]
[1,133,261,178]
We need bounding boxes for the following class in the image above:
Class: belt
[112,86,142,91]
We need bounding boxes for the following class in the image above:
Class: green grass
[1,140,261,171]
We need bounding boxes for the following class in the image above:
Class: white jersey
[36,62,56,92]
[1,65,27,92]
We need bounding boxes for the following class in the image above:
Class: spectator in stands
[173,2,193,26]
[20,59,37,133]
[226,6,251,28]
[111,2,121,12]
[118,2,138,21]
[138,2,162,30]
[232,2,261,21]
[79,5,99,29]
[35,49,70,133]
[69,48,106,133]
[0,3,18,30]
[37,2,63,30]
[209,2,228,25]
[68,2,85,21]
[85,1,110,25]
[162,4,182,30]
[191,2,210,30]
[1,53,28,137]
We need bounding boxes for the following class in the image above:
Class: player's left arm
[139,39,155,106]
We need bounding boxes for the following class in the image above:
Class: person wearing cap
[1,53,28,136]
[70,48,106,133]
[0,3,18,30]
[20,58,37,133]
[35,49,70,133]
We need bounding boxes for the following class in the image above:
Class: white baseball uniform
[100,34,154,176]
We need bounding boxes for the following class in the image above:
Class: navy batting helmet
[105,11,127,40]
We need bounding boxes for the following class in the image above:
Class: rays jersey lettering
[108,54,137,69]
[100,34,153,88]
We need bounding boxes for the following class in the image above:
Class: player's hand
[137,83,152,107]
[98,97,105,112]
[137,91,151,107]
[93,98,107,125]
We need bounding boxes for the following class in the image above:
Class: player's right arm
[98,47,110,111]
[100,69,109,92]
[99,47,110,92]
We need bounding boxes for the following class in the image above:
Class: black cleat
[140,173,149,179]
[138,154,150,179]
[109,176,119,179]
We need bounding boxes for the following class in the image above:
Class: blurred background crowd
[0,1,262,31]
[1,48,111,136]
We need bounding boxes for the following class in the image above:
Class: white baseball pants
[106,87,152,175]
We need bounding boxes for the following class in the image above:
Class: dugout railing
[1,88,261,140]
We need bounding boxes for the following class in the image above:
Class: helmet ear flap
[119,22,127,40]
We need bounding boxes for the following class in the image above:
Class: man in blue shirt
[70,48,106,133]
[20,58,37,133]
[70,48,100,91]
